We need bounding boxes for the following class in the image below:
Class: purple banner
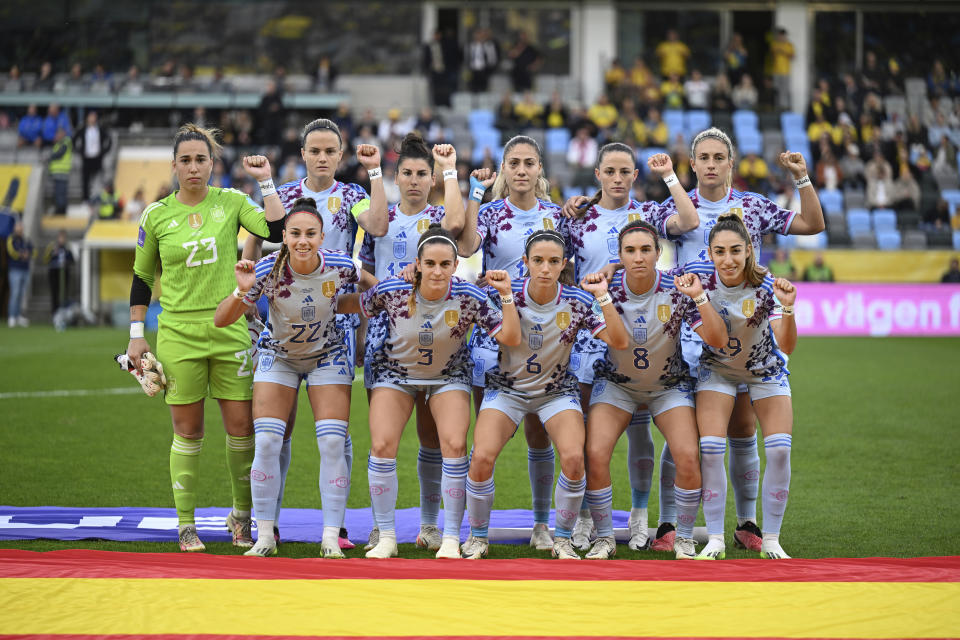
[793,283,960,336]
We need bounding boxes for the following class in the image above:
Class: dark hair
[491,135,550,200]
[266,197,324,294]
[410,223,458,312]
[397,132,433,171]
[618,219,660,252]
[173,123,222,159]
[581,142,637,213]
[301,118,342,148]
[523,229,573,286]
[285,196,324,227]
[707,214,767,286]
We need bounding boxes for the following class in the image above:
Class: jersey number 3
[182,237,218,267]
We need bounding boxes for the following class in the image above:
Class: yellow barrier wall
[788,249,959,283]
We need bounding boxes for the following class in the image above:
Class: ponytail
[174,123,222,159]
[264,245,290,297]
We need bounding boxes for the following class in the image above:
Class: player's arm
[434,144,466,238]
[242,155,285,224]
[357,269,379,292]
[485,270,521,346]
[770,277,797,354]
[674,273,726,348]
[646,153,698,235]
[780,151,825,235]
[458,168,496,257]
[215,260,257,328]
[581,273,629,349]
[127,213,160,374]
[355,144,389,237]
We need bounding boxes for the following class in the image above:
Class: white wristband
[258,179,276,198]
[693,293,708,306]
[367,167,383,180]
[781,305,795,315]
[130,321,145,339]
[500,294,514,305]
[662,172,679,188]
[794,175,812,190]
[233,287,248,300]
[443,169,458,181]
[595,293,612,307]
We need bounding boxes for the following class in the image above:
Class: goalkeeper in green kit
[125,124,285,552]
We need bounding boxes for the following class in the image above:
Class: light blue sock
[700,436,728,536]
[315,419,349,533]
[674,486,702,539]
[761,434,792,535]
[553,472,586,538]
[466,475,495,538]
[367,455,398,532]
[273,437,292,522]
[252,418,285,522]
[441,456,469,539]
[417,446,443,527]
[626,410,654,508]
[658,443,677,524]
[729,435,760,522]
[528,446,554,525]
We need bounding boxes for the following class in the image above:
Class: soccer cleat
[364,534,398,559]
[529,522,554,550]
[585,535,617,560]
[274,526,281,544]
[649,522,676,552]
[760,535,791,559]
[364,527,380,551]
[178,525,206,552]
[571,510,596,551]
[225,511,254,548]
[338,526,355,550]
[734,521,763,552]
[415,524,443,551]
[321,540,346,559]
[435,536,461,559]
[628,507,650,550]
[674,537,697,560]
[695,536,726,560]
[244,538,278,557]
[552,536,582,560]
[461,535,489,559]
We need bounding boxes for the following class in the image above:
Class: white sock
[251,418,285,522]
[344,434,353,481]
[527,446,554,525]
[418,446,443,527]
[315,420,350,531]
[699,436,728,536]
[554,472,586,538]
[626,410,654,509]
[729,435,760,523]
[466,475,495,538]
[441,456,469,539]
[585,486,614,538]
[254,518,275,546]
[674,486,701,539]
[761,434,792,535]
[658,443,677,523]
[367,455,398,532]
[273,437,292,522]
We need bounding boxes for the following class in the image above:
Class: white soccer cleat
[674,537,697,560]
[585,535,617,560]
[178,525,206,553]
[570,510,596,551]
[695,535,726,560]
[628,507,650,550]
[552,536,582,560]
[321,539,346,559]
[244,537,278,557]
[435,536,461,559]
[461,535,489,559]
[364,526,380,551]
[415,524,443,551]
[365,534,398,559]
[760,534,791,559]
[529,522,554,550]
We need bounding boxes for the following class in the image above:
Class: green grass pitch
[1,327,957,559]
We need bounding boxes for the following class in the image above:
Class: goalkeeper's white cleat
[115,352,167,397]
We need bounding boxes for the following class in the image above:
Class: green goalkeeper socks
[225,434,255,513]
[170,434,204,526]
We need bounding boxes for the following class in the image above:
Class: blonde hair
[708,214,767,287]
[691,127,734,191]
[491,135,551,201]
[174,123,222,159]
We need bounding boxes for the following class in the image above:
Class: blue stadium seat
[637,146,669,169]
[737,132,762,155]
[545,128,571,154]
[685,110,711,139]
[875,229,902,250]
[563,186,585,200]
[663,109,685,137]
[872,208,897,232]
[819,189,844,215]
[942,189,960,215]
[732,110,758,132]
[780,112,805,134]
[954,230,960,250]
[776,234,797,249]
[847,208,872,235]
[468,110,495,133]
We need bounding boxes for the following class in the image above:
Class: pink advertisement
[793,284,960,336]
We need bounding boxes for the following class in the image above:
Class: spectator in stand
[494,92,518,137]
[732,74,758,110]
[354,123,379,149]
[885,57,904,96]
[684,70,711,110]
[932,133,959,191]
[861,92,884,127]
[566,105,592,137]
[5,64,23,93]
[544,91,568,129]
[645,107,670,147]
[803,252,834,282]
[73,110,111,203]
[378,108,413,150]
[6,219,33,327]
[509,31,541,93]
[123,188,146,221]
[615,101,648,148]
[892,146,920,211]
[65,63,88,93]
[905,114,928,148]
[120,65,145,95]
[423,28,461,108]
[660,73,685,110]
[332,103,355,140]
[467,28,499,94]
[356,108,378,136]
[414,106,445,143]
[90,64,112,93]
[839,74,862,121]
[255,80,285,146]
[44,231,73,315]
[816,141,843,191]
[34,61,54,91]
[629,56,655,102]
[655,29,690,79]
[865,147,895,209]
[210,159,231,189]
[927,60,956,99]
[767,249,797,280]
[859,113,878,149]
[514,91,544,130]
[587,93,618,142]
[41,104,71,147]
[838,133,865,188]
[738,151,770,193]
[927,111,959,149]
[942,258,960,283]
[711,73,734,113]
[807,110,835,145]
[768,27,794,110]
[858,51,885,95]
[567,125,598,192]
[17,104,42,147]
[315,55,337,92]
[724,33,748,85]
[94,182,121,220]
[806,86,834,125]
[48,127,72,214]
[605,58,628,103]
[207,67,232,93]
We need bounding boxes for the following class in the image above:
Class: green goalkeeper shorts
[156,309,254,405]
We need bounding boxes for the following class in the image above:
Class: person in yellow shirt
[655,30,691,78]
[605,58,628,102]
[738,152,770,193]
[807,112,835,144]
[645,108,670,147]
[629,56,654,99]
[514,91,544,129]
[660,73,685,110]
[588,94,619,139]
[768,28,794,110]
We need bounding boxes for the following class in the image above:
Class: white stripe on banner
[0,387,142,400]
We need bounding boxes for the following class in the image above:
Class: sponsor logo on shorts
[483,389,498,401]
[166,378,177,397]
[259,355,274,371]
[592,380,606,395]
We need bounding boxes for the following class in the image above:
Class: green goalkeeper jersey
[134,187,269,312]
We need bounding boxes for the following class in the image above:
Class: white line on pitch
[0,387,143,400]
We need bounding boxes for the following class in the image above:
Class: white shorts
[371,380,471,400]
[254,348,354,389]
[471,343,499,388]
[570,349,605,385]
[479,388,582,427]
[695,366,791,401]
[589,379,695,418]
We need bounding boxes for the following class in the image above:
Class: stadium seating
[663,109,685,138]
[851,231,877,249]
[846,208,872,235]
[563,186,585,201]
[872,209,898,232]
[941,189,960,215]
[902,230,928,249]
[819,189,844,215]
[954,230,960,250]
[875,229,902,250]
[732,109,758,133]
[468,110,495,133]
[545,128,571,154]
[843,187,867,210]
[684,110,710,140]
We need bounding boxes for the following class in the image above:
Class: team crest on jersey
[555,311,571,330]
[210,205,225,222]
[327,196,342,213]
[727,207,744,219]
[606,237,618,255]
[417,218,431,233]
[393,240,407,259]
[444,310,460,327]
[419,331,434,346]
[634,327,647,343]
[301,306,316,322]
[742,299,756,318]
[628,213,643,223]
[321,281,336,298]
[528,332,543,350]
[188,213,202,229]
[542,218,555,231]
[657,304,671,323]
